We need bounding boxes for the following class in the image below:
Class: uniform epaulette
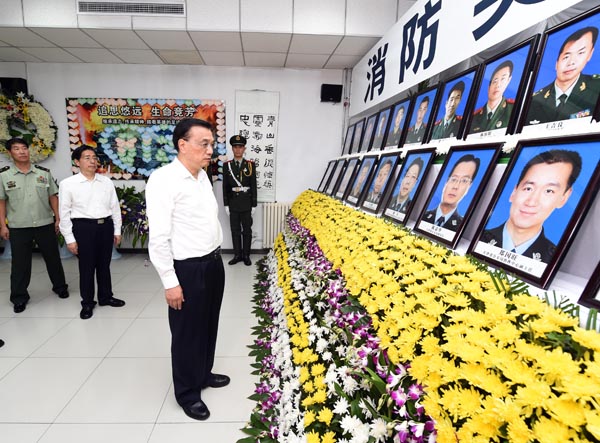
[456,115,463,120]
[592,74,600,79]
[473,107,484,115]
[0,166,10,173]
[434,119,442,125]
[34,165,50,172]
[532,88,544,96]
[506,98,515,104]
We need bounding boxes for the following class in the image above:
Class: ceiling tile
[241,0,293,33]
[346,0,397,36]
[111,49,164,64]
[289,34,343,55]
[32,28,103,48]
[136,30,196,51]
[187,0,239,32]
[200,51,244,66]
[64,48,124,63]
[0,47,43,62]
[325,54,363,69]
[21,47,83,63]
[0,27,54,47]
[0,40,8,47]
[244,52,286,68]
[285,53,329,69]
[334,36,380,56]
[241,32,291,52]
[83,29,149,50]
[293,0,345,35]
[1,0,25,27]
[189,31,242,51]
[157,50,204,65]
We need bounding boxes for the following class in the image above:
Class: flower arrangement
[115,186,148,248]
[241,190,600,443]
[0,91,57,162]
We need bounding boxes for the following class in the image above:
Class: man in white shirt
[146,118,229,421]
[59,145,124,320]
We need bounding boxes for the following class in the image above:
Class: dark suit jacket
[422,208,463,232]
[405,124,426,144]
[526,74,600,124]
[431,115,461,139]
[470,97,514,133]
[386,127,402,147]
[222,159,257,212]
[480,224,556,263]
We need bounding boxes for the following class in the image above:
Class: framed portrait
[359,113,378,153]
[404,85,440,146]
[325,158,346,196]
[384,98,412,150]
[361,153,401,213]
[383,148,436,225]
[578,260,600,309]
[350,119,365,154]
[371,108,392,151]
[335,157,360,200]
[317,160,337,192]
[341,124,355,156]
[520,6,600,133]
[469,134,600,289]
[346,155,378,206]
[467,36,539,139]
[414,143,502,248]
[429,67,479,142]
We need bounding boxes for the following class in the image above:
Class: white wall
[0,61,345,249]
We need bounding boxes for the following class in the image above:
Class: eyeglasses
[184,138,214,150]
[447,176,472,185]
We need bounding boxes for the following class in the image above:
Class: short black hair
[449,154,480,181]
[406,157,424,176]
[6,137,28,151]
[517,149,582,192]
[491,60,514,79]
[172,118,213,151]
[71,145,95,161]
[448,81,465,99]
[558,26,598,60]
[420,96,430,106]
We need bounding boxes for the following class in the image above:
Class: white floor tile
[0,424,49,443]
[0,357,101,422]
[112,271,162,292]
[138,293,168,319]
[39,423,153,443]
[0,357,24,379]
[108,318,171,357]
[91,291,154,319]
[215,316,258,357]
[0,317,72,357]
[149,422,248,442]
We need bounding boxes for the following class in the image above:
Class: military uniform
[223,136,257,263]
[390,197,412,214]
[405,124,426,144]
[481,224,556,263]
[422,208,463,232]
[0,164,68,309]
[386,127,402,147]
[526,74,600,124]
[470,98,514,133]
[431,115,462,140]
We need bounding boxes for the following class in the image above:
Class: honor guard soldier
[0,137,69,313]
[223,135,257,266]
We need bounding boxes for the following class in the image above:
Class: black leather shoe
[80,306,94,320]
[228,256,242,265]
[98,297,126,307]
[0,339,5,348]
[182,400,210,421]
[13,303,26,313]
[205,373,230,388]
[243,256,252,266]
[57,289,69,299]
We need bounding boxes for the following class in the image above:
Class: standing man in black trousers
[59,145,125,320]
[222,135,257,266]
[146,118,229,421]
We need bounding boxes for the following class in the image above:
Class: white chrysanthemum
[369,418,389,442]
[350,422,370,443]
[340,415,363,435]
[333,397,350,414]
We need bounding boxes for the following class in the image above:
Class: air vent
[78,1,185,16]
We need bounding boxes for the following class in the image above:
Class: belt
[176,247,221,263]
[71,216,111,224]
[232,186,250,192]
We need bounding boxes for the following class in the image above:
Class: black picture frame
[349,119,365,154]
[429,67,480,142]
[414,143,502,248]
[383,148,436,225]
[325,158,346,196]
[469,134,600,289]
[335,157,360,200]
[467,36,539,138]
[384,98,413,150]
[317,160,337,192]
[578,260,600,309]
[404,85,440,146]
[519,6,600,132]
[361,152,402,213]
[341,124,355,156]
[359,113,378,153]
[345,155,378,206]
[370,107,392,151]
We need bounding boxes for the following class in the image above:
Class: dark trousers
[171,254,225,406]
[72,218,114,308]
[9,223,67,305]
[229,210,252,257]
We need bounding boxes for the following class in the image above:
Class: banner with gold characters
[65,98,226,181]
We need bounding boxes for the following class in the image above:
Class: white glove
[251,207,256,215]
[225,207,230,216]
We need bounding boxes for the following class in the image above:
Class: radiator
[262,202,292,248]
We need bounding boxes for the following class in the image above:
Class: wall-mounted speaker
[0,77,28,95]
[320,84,343,103]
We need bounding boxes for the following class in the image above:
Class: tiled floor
[0,252,259,443]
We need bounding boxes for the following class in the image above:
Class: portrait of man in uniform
[363,157,395,207]
[348,157,375,202]
[360,115,377,152]
[385,101,408,148]
[405,96,430,144]
[336,158,359,199]
[371,109,390,150]
[431,81,464,140]
[388,157,424,215]
[471,61,515,133]
[526,25,600,125]
[350,119,364,154]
